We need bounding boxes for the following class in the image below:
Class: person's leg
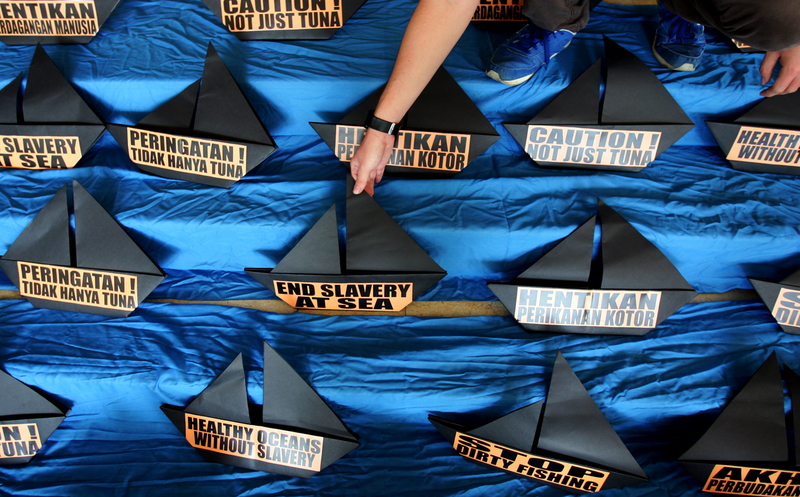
[661,0,800,52]
[485,0,590,86]
[652,1,706,71]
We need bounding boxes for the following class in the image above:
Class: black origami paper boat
[0,180,166,317]
[246,178,446,312]
[0,45,105,171]
[311,66,499,177]
[107,43,277,188]
[488,199,696,335]
[707,91,800,176]
[429,351,649,493]
[750,267,800,335]
[0,368,67,465]
[161,341,359,477]
[679,353,800,495]
[201,0,367,40]
[505,37,694,172]
[0,0,120,45]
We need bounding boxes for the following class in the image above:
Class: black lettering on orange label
[185,413,323,471]
[728,126,800,167]
[0,1,97,36]
[220,0,342,32]
[0,135,81,169]
[513,287,661,329]
[524,126,661,168]
[17,262,138,311]
[335,125,471,171]
[453,432,609,492]
[126,128,246,181]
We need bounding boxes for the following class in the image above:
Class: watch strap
[364,111,401,136]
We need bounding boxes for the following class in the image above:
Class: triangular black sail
[599,200,693,290]
[137,81,200,133]
[22,45,102,125]
[1,185,71,268]
[680,353,787,463]
[262,342,353,440]
[734,91,800,127]
[786,367,800,467]
[0,73,22,124]
[538,352,648,478]
[517,216,595,283]
[185,354,250,425]
[467,402,542,453]
[194,44,274,146]
[272,205,342,275]
[602,37,692,125]
[73,181,162,275]
[0,369,63,418]
[528,60,601,126]
[346,182,444,274]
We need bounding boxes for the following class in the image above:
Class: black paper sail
[504,37,694,172]
[201,0,367,40]
[679,353,800,496]
[488,199,696,335]
[0,180,166,317]
[107,43,277,188]
[246,177,446,312]
[0,0,120,45]
[429,351,649,493]
[707,91,800,176]
[750,267,800,335]
[311,66,500,178]
[0,368,67,465]
[161,342,359,478]
[0,45,105,171]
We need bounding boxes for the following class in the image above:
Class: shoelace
[511,26,565,65]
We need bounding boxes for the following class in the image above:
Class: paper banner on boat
[0,180,166,317]
[0,45,105,171]
[707,90,800,176]
[469,0,526,31]
[470,0,600,32]
[679,352,800,495]
[246,177,446,312]
[750,266,800,335]
[0,0,120,45]
[488,199,696,335]
[107,43,277,188]
[0,368,68,465]
[311,66,499,178]
[504,36,694,172]
[429,351,649,493]
[201,0,367,40]
[161,341,359,477]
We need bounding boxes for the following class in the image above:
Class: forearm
[372,0,480,122]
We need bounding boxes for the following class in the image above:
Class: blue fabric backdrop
[0,0,798,495]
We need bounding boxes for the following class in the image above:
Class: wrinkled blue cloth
[0,299,797,497]
[0,1,799,496]
[0,2,799,302]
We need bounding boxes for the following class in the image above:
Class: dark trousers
[522,0,800,52]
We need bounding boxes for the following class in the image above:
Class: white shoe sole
[486,40,572,86]
[652,40,697,72]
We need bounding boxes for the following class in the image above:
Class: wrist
[364,110,401,136]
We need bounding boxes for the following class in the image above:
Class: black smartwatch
[364,110,401,136]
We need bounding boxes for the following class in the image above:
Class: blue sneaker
[652,3,705,71]
[486,25,575,86]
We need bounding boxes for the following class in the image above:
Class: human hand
[760,45,800,97]
[350,128,395,195]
